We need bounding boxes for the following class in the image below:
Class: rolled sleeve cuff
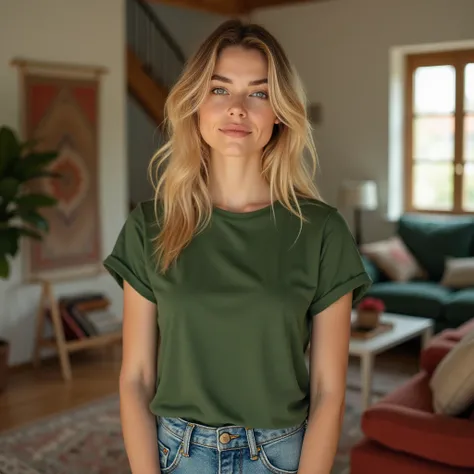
[309,273,372,316]
[103,254,156,304]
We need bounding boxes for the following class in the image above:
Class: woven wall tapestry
[12,58,108,282]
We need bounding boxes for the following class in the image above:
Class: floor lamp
[338,180,378,246]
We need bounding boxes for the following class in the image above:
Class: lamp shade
[339,180,378,210]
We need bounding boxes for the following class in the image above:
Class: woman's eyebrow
[211,74,268,86]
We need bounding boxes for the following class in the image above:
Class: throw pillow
[360,236,425,282]
[397,215,474,281]
[430,328,474,416]
[440,257,474,288]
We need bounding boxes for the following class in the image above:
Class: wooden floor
[0,346,122,432]
[0,340,421,434]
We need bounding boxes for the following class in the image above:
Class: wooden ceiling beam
[147,0,247,16]
[148,0,329,15]
[241,0,320,11]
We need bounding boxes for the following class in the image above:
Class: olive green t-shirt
[103,198,371,429]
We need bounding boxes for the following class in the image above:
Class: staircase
[126,0,186,125]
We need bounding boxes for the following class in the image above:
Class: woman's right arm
[120,281,161,474]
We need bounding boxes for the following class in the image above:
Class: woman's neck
[208,152,272,212]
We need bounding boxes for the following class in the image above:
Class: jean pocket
[158,439,170,466]
[258,425,305,474]
[157,421,183,473]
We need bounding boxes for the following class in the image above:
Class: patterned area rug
[0,394,126,474]
[0,352,417,474]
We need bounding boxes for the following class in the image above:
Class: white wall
[252,0,474,242]
[127,3,229,206]
[0,0,127,366]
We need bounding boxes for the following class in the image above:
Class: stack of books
[47,292,122,340]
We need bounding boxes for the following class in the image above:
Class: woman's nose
[228,98,247,118]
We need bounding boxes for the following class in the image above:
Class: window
[405,49,474,214]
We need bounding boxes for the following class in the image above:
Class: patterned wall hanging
[11,58,108,282]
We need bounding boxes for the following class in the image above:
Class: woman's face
[198,46,279,158]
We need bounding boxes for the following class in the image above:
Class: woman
[104,19,371,474]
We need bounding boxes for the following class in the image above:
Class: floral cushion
[360,236,425,282]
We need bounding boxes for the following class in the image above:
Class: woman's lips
[219,128,252,138]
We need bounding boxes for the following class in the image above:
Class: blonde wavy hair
[148,19,322,274]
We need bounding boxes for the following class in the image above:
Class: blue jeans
[157,416,307,474]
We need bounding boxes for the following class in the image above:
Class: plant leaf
[16,193,57,209]
[20,138,40,152]
[22,152,58,169]
[18,210,49,233]
[24,170,62,182]
[11,152,59,180]
[0,254,9,279]
[0,127,21,178]
[0,228,19,256]
[0,177,20,200]
[15,226,43,240]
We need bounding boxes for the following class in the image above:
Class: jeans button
[219,432,231,444]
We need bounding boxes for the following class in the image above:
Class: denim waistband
[158,416,307,452]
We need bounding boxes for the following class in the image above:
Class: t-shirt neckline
[212,200,282,219]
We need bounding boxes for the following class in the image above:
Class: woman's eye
[211,88,268,99]
[251,91,268,99]
[212,87,228,95]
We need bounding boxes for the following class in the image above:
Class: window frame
[404,48,474,215]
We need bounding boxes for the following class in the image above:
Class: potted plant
[0,125,60,391]
[356,297,385,329]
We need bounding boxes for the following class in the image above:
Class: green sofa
[363,214,474,333]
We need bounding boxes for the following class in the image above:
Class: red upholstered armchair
[350,318,474,474]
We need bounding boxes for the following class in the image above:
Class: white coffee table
[349,311,434,410]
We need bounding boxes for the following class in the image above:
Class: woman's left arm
[298,291,353,474]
